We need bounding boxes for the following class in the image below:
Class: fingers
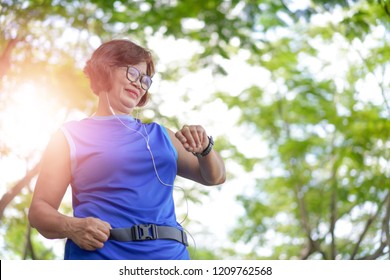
[83,229,107,251]
[71,217,111,251]
[175,125,208,153]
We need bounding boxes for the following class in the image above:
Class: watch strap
[193,136,214,158]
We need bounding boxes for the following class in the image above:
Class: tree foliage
[221,0,390,259]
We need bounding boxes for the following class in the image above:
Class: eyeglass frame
[123,65,153,91]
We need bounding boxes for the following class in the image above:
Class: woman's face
[106,61,148,115]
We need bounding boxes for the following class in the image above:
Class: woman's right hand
[66,217,112,251]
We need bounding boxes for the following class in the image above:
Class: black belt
[109,224,188,246]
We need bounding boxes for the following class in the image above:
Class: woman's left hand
[170,124,226,185]
[175,125,209,154]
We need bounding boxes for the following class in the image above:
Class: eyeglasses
[125,66,152,91]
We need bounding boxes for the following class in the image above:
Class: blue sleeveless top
[61,115,189,260]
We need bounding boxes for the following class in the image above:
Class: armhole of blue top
[60,126,77,175]
[161,126,178,160]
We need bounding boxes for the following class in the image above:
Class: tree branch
[329,167,338,259]
[350,193,387,259]
[382,191,390,259]
[355,191,390,260]
[274,80,326,260]
[0,38,22,80]
[0,161,41,220]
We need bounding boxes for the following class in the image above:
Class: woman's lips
[125,88,139,98]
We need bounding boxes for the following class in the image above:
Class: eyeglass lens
[127,66,152,90]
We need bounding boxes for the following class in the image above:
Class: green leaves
[2,0,390,260]
[219,0,390,259]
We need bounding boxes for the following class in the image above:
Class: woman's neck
[95,92,134,116]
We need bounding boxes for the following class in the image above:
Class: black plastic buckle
[132,224,158,241]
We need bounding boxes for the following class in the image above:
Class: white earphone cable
[105,93,194,252]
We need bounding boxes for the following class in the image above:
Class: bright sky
[0,84,63,181]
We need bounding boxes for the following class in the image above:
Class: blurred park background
[1,0,390,260]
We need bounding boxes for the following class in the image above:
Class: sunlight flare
[1,82,62,157]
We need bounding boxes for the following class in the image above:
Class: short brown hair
[84,39,155,107]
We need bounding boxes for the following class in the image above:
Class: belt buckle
[132,224,158,241]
